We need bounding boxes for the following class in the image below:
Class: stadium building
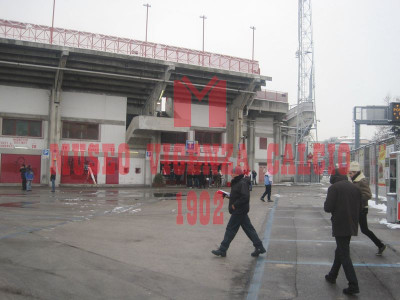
[0,19,289,186]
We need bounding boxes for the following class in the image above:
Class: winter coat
[350,172,371,208]
[20,166,26,179]
[25,169,34,181]
[324,171,362,237]
[228,175,251,215]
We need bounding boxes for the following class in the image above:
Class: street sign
[42,149,49,156]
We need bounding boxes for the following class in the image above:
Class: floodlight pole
[143,3,151,42]
[50,0,56,44]
[200,15,207,52]
[250,26,256,60]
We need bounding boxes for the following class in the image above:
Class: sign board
[186,140,195,151]
[42,149,49,156]
[146,151,152,160]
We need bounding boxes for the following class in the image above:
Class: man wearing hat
[212,166,266,258]
[348,161,386,255]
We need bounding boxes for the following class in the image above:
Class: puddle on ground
[153,193,187,199]
[0,201,38,208]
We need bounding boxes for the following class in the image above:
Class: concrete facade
[0,37,290,186]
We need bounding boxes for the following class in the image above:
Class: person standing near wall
[260,171,273,202]
[252,170,257,185]
[25,165,34,192]
[50,166,56,192]
[348,161,386,255]
[19,164,26,191]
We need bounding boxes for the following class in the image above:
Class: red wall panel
[0,154,41,183]
[60,155,98,184]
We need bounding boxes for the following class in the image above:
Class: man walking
[324,168,362,295]
[348,161,386,255]
[211,166,266,257]
[260,172,273,202]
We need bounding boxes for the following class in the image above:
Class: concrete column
[48,50,68,187]
[143,65,174,116]
[355,122,360,149]
[273,120,282,183]
[48,89,62,187]
[232,107,243,159]
[248,118,255,171]
[188,131,194,140]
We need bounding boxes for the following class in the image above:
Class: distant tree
[326,136,339,143]
[372,95,400,141]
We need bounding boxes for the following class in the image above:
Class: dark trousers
[22,178,26,190]
[328,236,358,287]
[261,185,272,200]
[220,214,263,252]
[359,211,383,248]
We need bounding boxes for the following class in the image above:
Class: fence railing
[0,19,260,75]
[255,90,288,103]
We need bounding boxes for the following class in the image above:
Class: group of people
[211,161,385,296]
[19,164,34,191]
[19,164,57,192]
[186,170,223,188]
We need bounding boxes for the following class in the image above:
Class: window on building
[259,137,268,150]
[195,131,222,145]
[161,132,187,144]
[2,119,42,137]
[62,122,99,140]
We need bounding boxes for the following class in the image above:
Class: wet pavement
[0,184,399,299]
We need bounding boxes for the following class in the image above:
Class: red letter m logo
[174,76,226,128]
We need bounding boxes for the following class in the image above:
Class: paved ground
[0,182,399,300]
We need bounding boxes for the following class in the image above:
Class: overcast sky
[1,0,400,141]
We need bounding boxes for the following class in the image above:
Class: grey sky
[1,0,399,141]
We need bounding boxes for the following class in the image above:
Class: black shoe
[343,286,359,295]
[251,246,266,257]
[376,244,386,256]
[325,274,336,284]
[267,199,273,202]
[260,198,265,202]
[211,249,226,257]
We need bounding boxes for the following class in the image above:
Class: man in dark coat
[19,164,26,190]
[324,168,362,295]
[252,170,257,185]
[349,161,386,255]
[212,166,266,257]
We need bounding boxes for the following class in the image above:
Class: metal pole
[200,15,207,52]
[143,3,151,42]
[375,142,379,201]
[250,26,256,60]
[50,0,56,44]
